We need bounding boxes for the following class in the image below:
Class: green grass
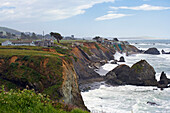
[0,86,88,113]
[0,49,58,57]
[0,46,44,51]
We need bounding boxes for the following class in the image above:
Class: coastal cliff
[0,41,139,110]
[0,46,87,110]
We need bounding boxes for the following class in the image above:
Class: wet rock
[118,56,125,62]
[129,60,158,86]
[157,71,170,89]
[147,101,159,106]
[105,72,123,85]
[100,60,107,65]
[161,49,170,54]
[112,65,130,83]
[161,50,166,54]
[144,48,160,55]
[110,60,117,64]
[105,64,130,85]
[81,86,91,92]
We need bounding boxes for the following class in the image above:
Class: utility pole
[43,31,45,40]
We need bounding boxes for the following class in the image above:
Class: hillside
[0,26,21,35]
[0,46,88,110]
[0,41,139,111]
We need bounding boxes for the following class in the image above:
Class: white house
[1,40,35,46]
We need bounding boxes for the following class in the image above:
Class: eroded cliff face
[71,42,139,85]
[0,55,87,110]
[0,42,139,110]
[61,60,87,110]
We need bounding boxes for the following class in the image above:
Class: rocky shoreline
[77,45,170,92]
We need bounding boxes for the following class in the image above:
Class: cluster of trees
[21,32,38,39]
[0,31,16,39]
[0,30,64,43]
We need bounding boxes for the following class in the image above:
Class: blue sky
[0,0,170,39]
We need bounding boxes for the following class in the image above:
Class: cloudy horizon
[0,0,170,38]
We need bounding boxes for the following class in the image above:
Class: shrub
[0,86,89,113]
[95,43,100,50]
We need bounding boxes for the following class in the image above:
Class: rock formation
[157,71,170,89]
[161,49,170,54]
[144,48,160,55]
[129,60,158,86]
[118,56,125,62]
[105,60,158,86]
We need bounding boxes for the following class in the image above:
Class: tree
[93,36,101,41]
[50,32,63,43]
[31,32,37,39]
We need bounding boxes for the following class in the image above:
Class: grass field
[0,45,59,57]
[59,40,94,43]
[0,39,17,43]
[0,49,59,57]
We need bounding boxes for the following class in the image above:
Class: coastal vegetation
[0,86,88,113]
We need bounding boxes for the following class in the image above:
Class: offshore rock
[129,60,158,86]
[157,71,170,89]
[144,48,160,55]
[105,65,130,85]
[118,56,125,62]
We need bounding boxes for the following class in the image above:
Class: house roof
[10,40,33,44]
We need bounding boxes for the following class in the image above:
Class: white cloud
[111,4,170,11]
[0,0,115,22]
[95,13,129,21]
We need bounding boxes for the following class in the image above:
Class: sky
[0,0,170,39]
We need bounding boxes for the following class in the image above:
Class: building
[2,40,35,46]
[34,40,54,47]
[0,31,7,36]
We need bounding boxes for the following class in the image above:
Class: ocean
[81,39,170,113]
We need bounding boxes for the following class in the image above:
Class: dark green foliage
[0,79,17,89]
[73,56,78,62]
[22,56,31,61]
[53,46,69,55]
[43,84,62,100]
[0,86,88,113]
[93,36,101,40]
[50,32,63,43]
[10,63,19,68]
[81,46,92,56]
[95,43,100,50]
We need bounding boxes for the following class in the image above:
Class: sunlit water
[82,40,170,113]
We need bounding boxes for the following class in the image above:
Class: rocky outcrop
[157,72,170,89]
[129,60,158,86]
[89,60,108,69]
[72,42,114,85]
[144,48,160,55]
[105,60,158,86]
[161,49,170,54]
[110,60,117,64]
[61,60,88,110]
[118,56,125,62]
[105,65,130,85]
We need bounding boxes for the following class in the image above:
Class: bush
[0,86,57,113]
[0,86,88,113]
[95,43,100,50]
